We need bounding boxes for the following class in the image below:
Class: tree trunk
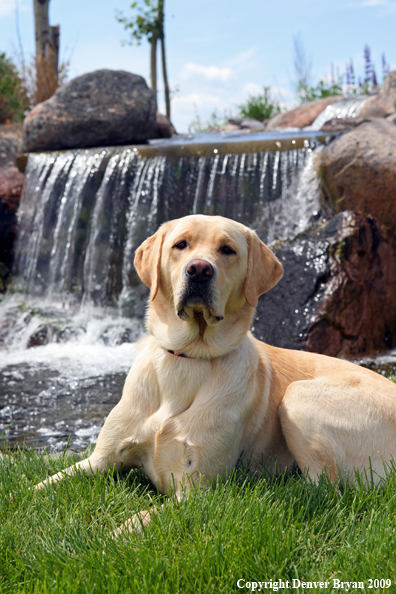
[160,37,170,119]
[150,34,158,111]
[158,0,170,119]
[33,0,59,75]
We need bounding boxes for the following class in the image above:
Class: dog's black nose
[185,259,214,283]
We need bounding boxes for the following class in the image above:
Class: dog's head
[134,215,283,357]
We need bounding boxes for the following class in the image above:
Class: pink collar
[167,349,194,359]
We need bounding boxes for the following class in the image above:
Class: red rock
[317,118,396,230]
[255,210,396,358]
[0,168,24,209]
[0,125,24,291]
[306,212,396,358]
[360,70,396,117]
[266,96,343,130]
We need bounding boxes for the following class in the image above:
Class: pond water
[0,304,141,451]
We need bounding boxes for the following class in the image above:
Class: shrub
[297,79,343,104]
[238,87,281,121]
[15,48,70,110]
[0,52,29,124]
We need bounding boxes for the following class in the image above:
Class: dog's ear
[244,230,283,307]
[134,223,170,301]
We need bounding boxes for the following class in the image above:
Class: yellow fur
[35,215,396,532]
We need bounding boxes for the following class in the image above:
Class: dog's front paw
[112,510,152,538]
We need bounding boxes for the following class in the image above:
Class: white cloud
[237,83,295,110]
[360,0,391,5]
[240,82,264,97]
[173,92,224,110]
[180,62,234,83]
[66,39,149,81]
[171,92,229,131]
[0,0,28,19]
[170,83,296,133]
[0,0,15,18]
[271,85,295,102]
[345,0,396,9]
[225,46,258,69]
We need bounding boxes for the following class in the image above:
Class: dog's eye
[220,245,236,255]
[173,240,187,250]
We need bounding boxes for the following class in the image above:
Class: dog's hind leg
[278,372,396,486]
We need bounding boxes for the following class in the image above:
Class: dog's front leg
[112,433,205,538]
[112,503,165,537]
[112,486,188,538]
[34,452,118,491]
[34,395,144,491]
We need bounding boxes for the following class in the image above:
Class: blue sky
[1,0,395,131]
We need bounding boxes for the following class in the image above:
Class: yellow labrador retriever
[36,215,396,529]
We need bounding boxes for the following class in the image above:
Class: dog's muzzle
[177,259,223,324]
[185,259,214,284]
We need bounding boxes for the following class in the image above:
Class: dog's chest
[154,353,212,415]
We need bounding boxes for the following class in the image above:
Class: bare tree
[31,0,64,104]
[33,0,59,75]
[158,0,170,119]
[116,0,171,119]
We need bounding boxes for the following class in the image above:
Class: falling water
[0,132,330,449]
[11,139,323,314]
[309,96,368,130]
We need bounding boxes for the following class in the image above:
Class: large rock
[319,117,364,132]
[360,70,396,117]
[22,69,157,152]
[152,112,176,138]
[266,96,343,130]
[305,213,396,357]
[254,211,396,358]
[0,124,24,291]
[317,118,396,230]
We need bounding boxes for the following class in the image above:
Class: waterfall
[309,96,368,130]
[0,133,332,450]
[10,139,323,315]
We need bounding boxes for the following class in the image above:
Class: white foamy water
[309,96,368,130]
[0,339,137,378]
[0,297,142,451]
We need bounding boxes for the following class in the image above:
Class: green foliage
[295,44,388,105]
[2,449,396,592]
[0,52,28,124]
[116,0,164,45]
[188,88,282,133]
[238,87,281,121]
[188,108,228,133]
[297,79,343,104]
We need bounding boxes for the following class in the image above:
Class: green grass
[1,449,396,593]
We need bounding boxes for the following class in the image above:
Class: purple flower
[372,68,378,88]
[364,44,372,84]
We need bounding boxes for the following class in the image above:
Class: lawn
[1,445,396,594]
